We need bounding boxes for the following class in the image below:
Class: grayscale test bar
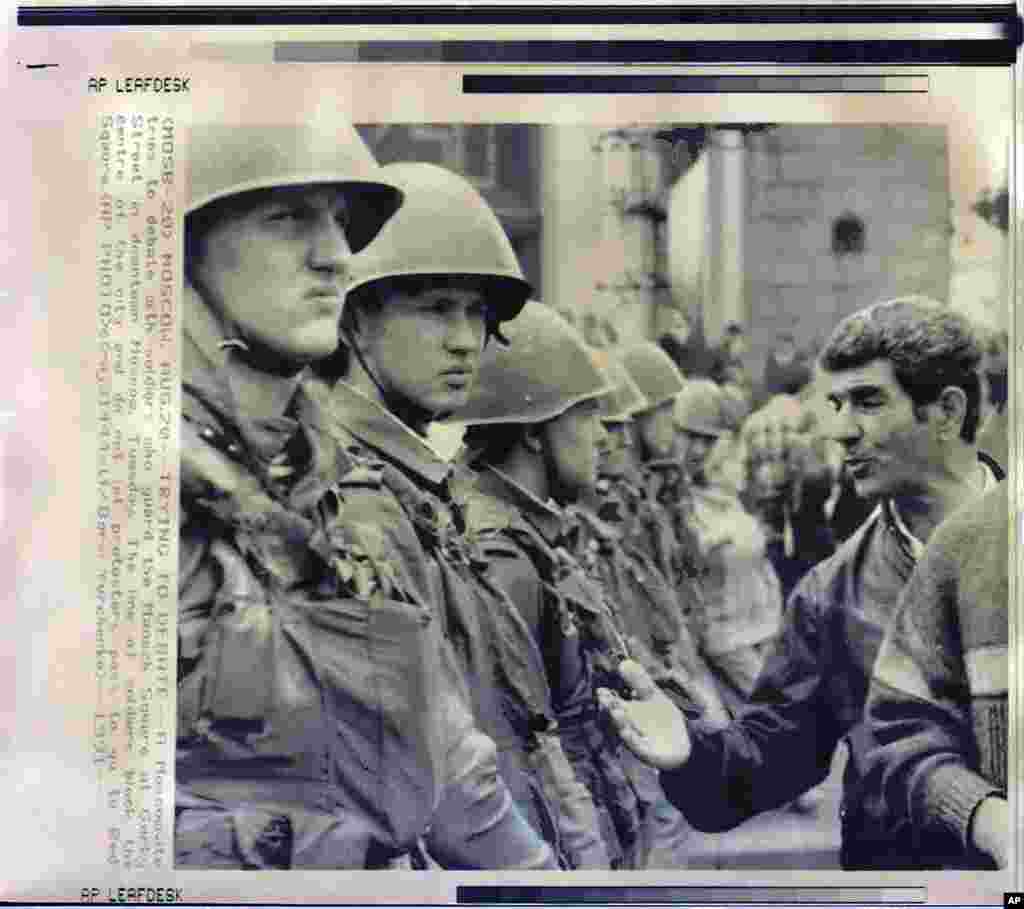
[460,75,927,94]
[457,886,929,904]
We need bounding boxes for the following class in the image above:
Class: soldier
[177,127,552,869]
[570,353,730,868]
[318,161,609,869]
[454,302,645,868]
[617,342,692,591]
[673,379,783,699]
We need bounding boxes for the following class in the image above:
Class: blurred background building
[359,123,1007,403]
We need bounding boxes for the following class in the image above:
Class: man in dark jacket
[599,296,1002,869]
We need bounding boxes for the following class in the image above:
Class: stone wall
[744,125,951,382]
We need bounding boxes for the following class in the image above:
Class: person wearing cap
[598,297,1003,870]
[454,302,646,868]
[673,380,784,700]
[177,134,551,869]
[569,352,731,868]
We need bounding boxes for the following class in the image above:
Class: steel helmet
[620,342,685,412]
[344,161,530,325]
[590,349,649,422]
[187,122,403,253]
[674,379,731,438]
[456,301,612,425]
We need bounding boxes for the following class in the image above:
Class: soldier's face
[824,358,940,500]
[543,399,606,503]
[355,285,488,417]
[677,428,716,480]
[636,399,675,460]
[190,185,353,364]
[597,420,634,477]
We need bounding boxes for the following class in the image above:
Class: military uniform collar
[476,465,565,545]
[324,381,452,487]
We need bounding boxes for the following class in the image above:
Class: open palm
[597,659,693,770]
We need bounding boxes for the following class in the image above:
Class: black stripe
[16,3,1024,28]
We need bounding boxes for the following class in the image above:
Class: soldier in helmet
[454,302,647,868]
[317,162,608,870]
[673,379,783,699]
[177,131,552,869]
[617,342,694,592]
[569,352,731,867]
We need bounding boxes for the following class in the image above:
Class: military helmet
[620,342,685,412]
[674,378,731,438]
[456,301,612,425]
[344,161,530,324]
[590,349,649,422]
[186,123,403,254]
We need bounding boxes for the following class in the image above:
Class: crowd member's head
[328,162,530,433]
[458,301,611,506]
[185,123,404,375]
[620,342,686,461]
[818,296,984,501]
[673,379,732,486]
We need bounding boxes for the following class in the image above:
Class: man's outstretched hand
[597,659,693,770]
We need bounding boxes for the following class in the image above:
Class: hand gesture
[597,659,692,770]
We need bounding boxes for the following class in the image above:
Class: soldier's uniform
[456,303,646,868]
[323,163,603,869]
[618,344,704,633]
[176,129,552,870]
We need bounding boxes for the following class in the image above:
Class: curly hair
[819,296,983,442]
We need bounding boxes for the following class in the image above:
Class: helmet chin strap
[340,324,439,435]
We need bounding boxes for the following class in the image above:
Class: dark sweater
[862,482,1008,868]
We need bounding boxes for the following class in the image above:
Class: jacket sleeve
[426,687,557,870]
[861,541,1002,864]
[660,568,842,830]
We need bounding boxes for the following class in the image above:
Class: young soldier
[318,159,613,869]
[454,302,646,868]
[177,134,552,869]
[862,481,1010,869]
[599,297,1002,869]
[325,161,608,869]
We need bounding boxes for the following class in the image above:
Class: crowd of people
[175,119,1010,871]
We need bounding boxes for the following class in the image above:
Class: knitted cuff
[921,762,1003,854]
